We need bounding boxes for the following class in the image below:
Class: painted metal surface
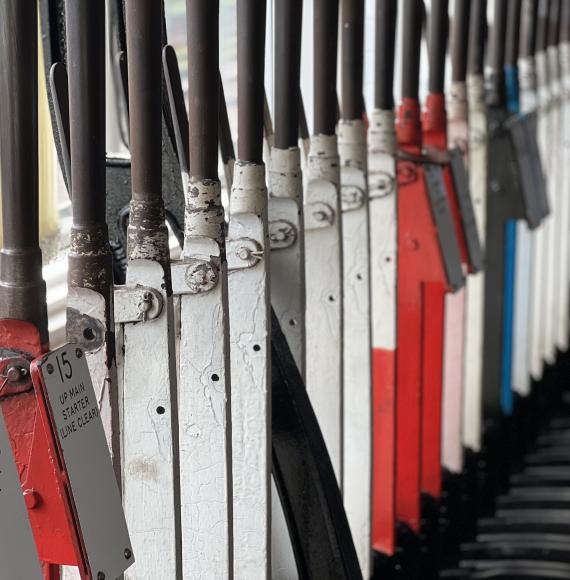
[34,345,133,580]
[500,64,520,417]
[530,48,550,380]
[441,82,470,473]
[338,118,371,578]
[172,177,232,580]
[542,46,561,364]
[0,410,43,579]
[546,44,562,361]
[463,73,487,452]
[116,259,180,580]
[270,311,363,580]
[228,162,271,580]
[304,133,343,481]
[268,147,306,372]
[512,55,538,397]
[269,146,305,580]
[368,108,397,555]
[67,288,118,458]
[558,42,570,351]
[396,97,460,530]
[0,320,80,569]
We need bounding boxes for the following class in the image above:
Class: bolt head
[23,489,40,510]
[124,548,132,559]
[46,363,54,375]
[6,366,22,382]
[75,348,83,359]
[97,573,106,580]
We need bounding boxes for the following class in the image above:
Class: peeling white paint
[117,259,180,580]
[228,163,271,580]
[173,233,233,580]
[268,146,304,580]
[338,119,371,579]
[304,134,343,481]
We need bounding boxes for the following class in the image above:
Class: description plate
[449,148,484,272]
[36,345,134,579]
[0,411,43,579]
[424,163,465,291]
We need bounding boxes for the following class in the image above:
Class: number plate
[34,345,134,579]
[0,411,43,579]
[423,163,465,291]
[449,148,484,272]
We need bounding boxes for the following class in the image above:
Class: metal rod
[237,0,267,162]
[274,0,303,149]
[428,0,449,94]
[536,0,551,53]
[314,0,340,135]
[187,0,219,179]
[486,0,508,106]
[0,0,47,336]
[562,0,570,43]
[505,0,522,67]
[520,0,539,58]
[66,0,106,225]
[467,0,487,76]
[401,0,423,100]
[548,0,561,47]
[341,0,365,120]
[374,0,398,110]
[451,0,471,82]
[125,0,163,202]
[219,75,236,166]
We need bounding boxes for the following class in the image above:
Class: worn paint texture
[368,109,397,555]
[304,134,343,482]
[228,163,271,580]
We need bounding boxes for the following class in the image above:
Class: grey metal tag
[37,345,134,579]
[449,148,484,272]
[0,411,43,579]
[507,114,548,228]
[423,163,465,291]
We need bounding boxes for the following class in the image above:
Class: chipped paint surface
[304,134,343,481]
[228,163,270,580]
[175,231,233,580]
[463,74,487,452]
[339,119,371,579]
[268,147,305,372]
[67,287,118,460]
[118,259,179,580]
[268,147,304,580]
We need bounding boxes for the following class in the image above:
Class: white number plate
[36,345,134,579]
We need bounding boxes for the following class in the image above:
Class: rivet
[97,572,105,580]
[46,363,54,375]
[76,348,83,359]
[124,548,132,559]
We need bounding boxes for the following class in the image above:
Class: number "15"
[56,351,73,382]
